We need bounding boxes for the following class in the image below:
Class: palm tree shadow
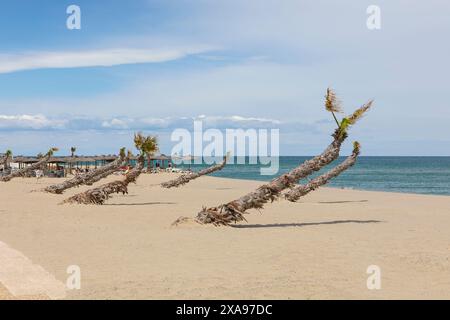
[230,219,382,229]
[317,200,369,204]
[104,202,177,206]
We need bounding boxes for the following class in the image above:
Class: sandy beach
[0,173,449,300]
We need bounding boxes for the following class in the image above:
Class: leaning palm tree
[84,150,133,186]
[284,141,361,202]
[44,148,128,194]
[0,148,58,182]
[161,153,229,188]
[173,90,372,226]
[63,133,158,205]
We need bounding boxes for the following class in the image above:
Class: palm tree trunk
[173,101,372,226]
[1,154,50,182]
[63,156,145,205]
[173,129,347,226]
[84,165,123,186]
[161,155,227,188]
[45,152,127,194]
[1,154,11,172]
[284,142,360,202]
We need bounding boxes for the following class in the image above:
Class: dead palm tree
[63,133,158,205]
[84,150,133,186]
[284,141,361,202]
[161,153,229,188]
[44,148,128,194]
[1,148,58,182]
[173,90,372,226]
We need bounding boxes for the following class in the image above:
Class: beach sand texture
[0,173,449,299]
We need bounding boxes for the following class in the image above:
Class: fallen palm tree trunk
[173,96,372,226]
[84,166,124,186]
[161,155,228,189]
[284,141,360,202]
[63,157,144,205]
[1,148,57,182]
[63,133,158,205]
[45,148,127,194]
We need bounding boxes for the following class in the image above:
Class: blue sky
[0,0,449,156]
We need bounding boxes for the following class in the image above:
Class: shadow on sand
[230,219,382,229]
[317,200,369,204]
[104,202,177,206]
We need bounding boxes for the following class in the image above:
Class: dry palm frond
[325,88,342,113]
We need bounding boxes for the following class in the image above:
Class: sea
[177,157,450,196]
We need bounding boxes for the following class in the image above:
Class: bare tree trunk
[45,152,127,194]
[284,142,360,202]
[173,101,372,226]
[1,154,50,182]
[161,155,227,188]
[63,156,145,205]
[84,165,124,186]
[185,129,346,226]
[2,155,11,170]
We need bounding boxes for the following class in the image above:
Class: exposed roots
[62,180,131,205]
[195,203,248,226]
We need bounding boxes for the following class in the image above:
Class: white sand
[0,173,449,299]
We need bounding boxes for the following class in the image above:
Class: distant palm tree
[1,148,58,182]
[70,147,76,158]
[64,133,158,205]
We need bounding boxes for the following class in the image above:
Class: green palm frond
[353,141,361,154]
[47,147,59,157]
[134,132,158,156]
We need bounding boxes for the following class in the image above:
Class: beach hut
[149,154,171,169]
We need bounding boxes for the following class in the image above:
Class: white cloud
[0,114,320,132]
[0,46,215,74]
[0,114,65,129]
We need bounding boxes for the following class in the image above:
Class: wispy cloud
[0,114,324,132]
[0,46,215,74]
[0,114,65,129]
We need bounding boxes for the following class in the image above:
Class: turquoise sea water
[178,157,450,196]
